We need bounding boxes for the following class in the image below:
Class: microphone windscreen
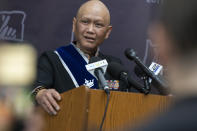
[124,48,136,60]
[107,62,128,79]
[89,56,102,64]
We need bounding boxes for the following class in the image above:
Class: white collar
[71,42,100,63]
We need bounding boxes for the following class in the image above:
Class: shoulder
[38,51,59,63]
[37,50,61,70]
[39,50,57,59]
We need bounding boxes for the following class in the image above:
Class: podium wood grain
[39,86,170,131]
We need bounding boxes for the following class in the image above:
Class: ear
[72,17,77,33]
[105,25,112,39]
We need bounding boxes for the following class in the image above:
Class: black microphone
[125,48,169,95]
[134,65,146,78]
[89,57,110,94]
[134,66,151,92]
[107,62,149,94]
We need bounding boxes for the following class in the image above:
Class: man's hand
[36,89,61,115]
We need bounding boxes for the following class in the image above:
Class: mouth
[84,36,95,42]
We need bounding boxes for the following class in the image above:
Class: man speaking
[32,0,122,115]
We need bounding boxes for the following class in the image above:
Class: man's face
[73,7,112,54]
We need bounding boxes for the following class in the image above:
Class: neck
[76,42,97,58]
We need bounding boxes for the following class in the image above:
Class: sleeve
[33,52,54,89]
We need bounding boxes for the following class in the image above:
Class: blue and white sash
[55,44,98,89]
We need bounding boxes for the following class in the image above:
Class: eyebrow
[80,16,105,22]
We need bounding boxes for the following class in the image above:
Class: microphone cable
[99,90,110,131]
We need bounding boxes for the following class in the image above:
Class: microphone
[107,62,149,94]
[86,57,110,131]
[134,65,146,78]
[135,62,163,80]
[86,57,110,94]
[125,48,169,95]
[134,66,151,92]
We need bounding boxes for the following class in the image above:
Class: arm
[32,52,61,115]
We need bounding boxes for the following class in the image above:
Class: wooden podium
[40,86,170,131]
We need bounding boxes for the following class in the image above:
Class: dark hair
[159,0,197,57]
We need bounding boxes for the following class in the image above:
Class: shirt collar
[71,42,100,63]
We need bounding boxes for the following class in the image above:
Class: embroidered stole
[56,44,98,89]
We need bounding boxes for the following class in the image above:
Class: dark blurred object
[0,43,43,131]
[131,0,197,130]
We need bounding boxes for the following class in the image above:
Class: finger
[37,96,51,115]
[46,93,60,111]
[41,102,52,115]
[50,89,61,101]
[43,98,57,115]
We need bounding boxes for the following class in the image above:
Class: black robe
[33,51,122,93]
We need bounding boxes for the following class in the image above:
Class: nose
[87,24,94,34]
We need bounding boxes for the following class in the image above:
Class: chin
[84,46,97,53]
[83,42,97,49]
[85,47,96,52]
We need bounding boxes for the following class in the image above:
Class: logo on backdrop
[0,11,26,42]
